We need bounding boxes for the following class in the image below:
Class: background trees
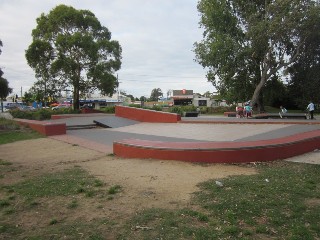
[150,88,163,101]
[0,39,13,112]
[26,4,122,110]
[194,0,320,111]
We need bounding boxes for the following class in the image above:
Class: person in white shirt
[306,101,315,119]
[279,106,287,118]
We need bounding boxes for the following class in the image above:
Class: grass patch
[108,185,121,195]
[0,131,43,145]
[67,199,78,209]
[11,168,103,199]
[0,118,43,145]
[193,161,320,239]
[0,159,12,166]
[118,208,213,239]
[0,166,121,239]
[117,162,320,239]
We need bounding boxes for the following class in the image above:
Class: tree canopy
[0,40,13,112]
[26,4,122,110]
[0,39,3,77]
[194,0,320,111]
[150,88,163,101]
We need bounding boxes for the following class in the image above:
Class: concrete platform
[48,113,320,163]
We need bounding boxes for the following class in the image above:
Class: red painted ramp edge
[113,130,320,163]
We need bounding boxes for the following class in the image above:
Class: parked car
[5,103,23,110]
[52,103,72,110]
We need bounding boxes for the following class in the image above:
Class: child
[244,104,252,118]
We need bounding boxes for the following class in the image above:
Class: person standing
[279,106,287,118]
[244,104,252,118]
[306,101,315,119]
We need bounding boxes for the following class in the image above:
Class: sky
[0,0,215,99]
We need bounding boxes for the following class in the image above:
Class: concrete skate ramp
[94,116,139,128]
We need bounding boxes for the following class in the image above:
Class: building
[172,90,228,107]
[79,93,125,109]
[172,89,194,105]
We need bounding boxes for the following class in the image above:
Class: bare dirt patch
[1,137,319,238]
[0,138,256,210]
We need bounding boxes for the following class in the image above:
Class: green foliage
[9,108,80,120]
[195,162,320,239]
[0,41,13,110]
[151,105,162,111]
[169,105,196,115]
[108,185,121,195]
[149,88,163,101]
[100,106,115,113]
[195,0,320,109]
[0,78,12,101]
[117,162,320,239]
[0,128,43,145]
[10,168,112,201]
[0,118,20,131]
[0,164,118,239]
[26,4,122,110]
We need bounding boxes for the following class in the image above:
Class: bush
[100,106,115,113]
[10,108,81,120]
[169,105,196,115]
[9,109,33,119]
[151,105,162,111]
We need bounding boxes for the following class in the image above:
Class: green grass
[0,118,43,144]
[0,125,319,240]
[0,131,43,144]
[108,185,121,195]
[0,166,122,239]
[118,162,320,240]
[11,168,105,199]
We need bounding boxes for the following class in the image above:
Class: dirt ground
[1,137,320,238]
[2,138,320,210]
[0,138,258,209]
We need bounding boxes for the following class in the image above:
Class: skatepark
[38,106,320,163]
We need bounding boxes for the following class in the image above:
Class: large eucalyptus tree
[194,0,320,111]
[26,4,122,110]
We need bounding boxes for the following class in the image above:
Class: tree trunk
[73,86,80,110]
[73,67,81,110]
[251,75,267,113]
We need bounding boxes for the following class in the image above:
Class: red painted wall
[15,119,66,136]
[115,106,181,123]
[113,130,320,163]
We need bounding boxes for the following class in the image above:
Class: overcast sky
[0,0,214,99]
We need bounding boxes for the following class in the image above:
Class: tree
[150,88,163,101]
[286,11,320,109]
[25,40,63,107]
[0,78,13,112]
[194,0,320,111]
[0,40,13,112]
[140,96,147,102]
[26,4,122,110]
[0,39,3,79]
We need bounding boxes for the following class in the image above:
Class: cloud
[0,0,214,98]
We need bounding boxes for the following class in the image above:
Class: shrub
[151,105,162,111]
[169,105,196,115]
[10,108,81,120]
[100,106,115,113]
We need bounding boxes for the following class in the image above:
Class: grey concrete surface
[47,114,320,153]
